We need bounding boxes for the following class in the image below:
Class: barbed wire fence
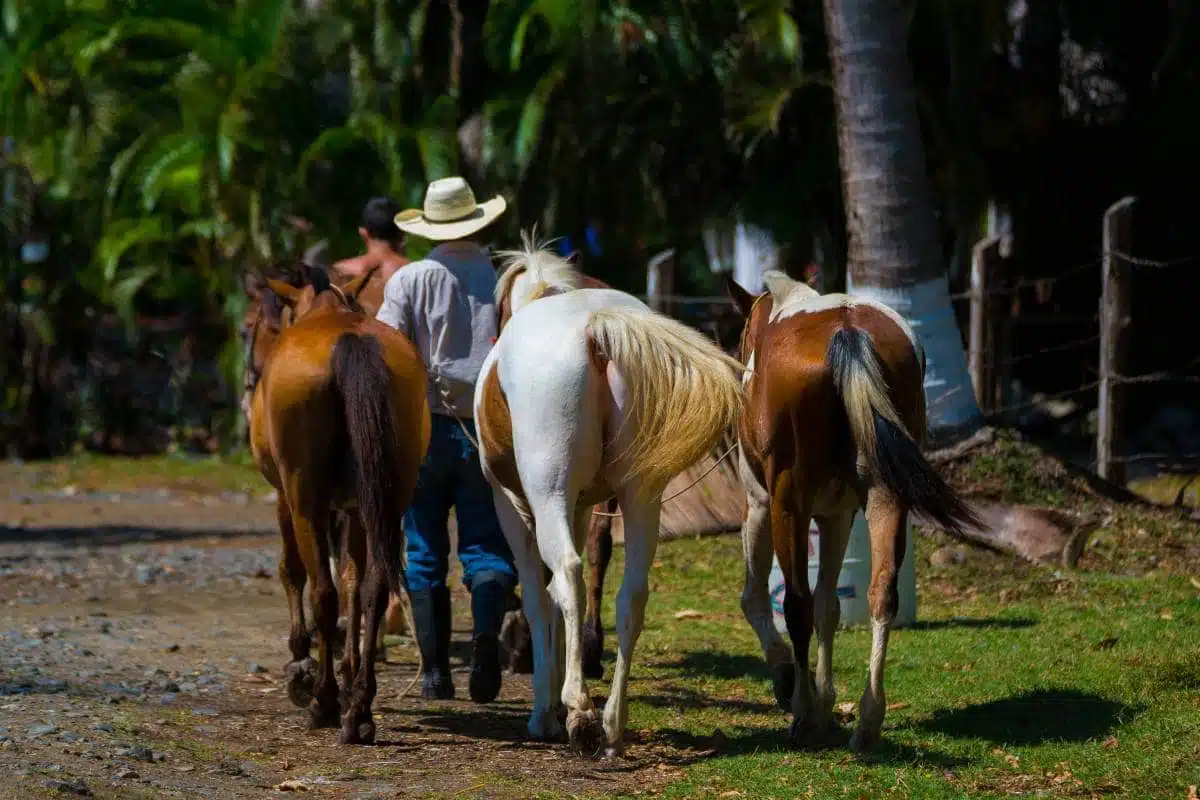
[645,196,1200,484]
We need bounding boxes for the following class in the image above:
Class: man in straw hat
[375,176,516,703]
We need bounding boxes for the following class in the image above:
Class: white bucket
[768,512,916,633]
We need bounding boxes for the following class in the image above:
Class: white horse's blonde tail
[586,307,745,499]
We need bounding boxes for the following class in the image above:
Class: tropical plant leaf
[515,64,565,173]
[95,217,171,283]
[110,264,159,327]
[416,94,458,181]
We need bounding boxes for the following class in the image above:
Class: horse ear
[724,273,756,317]
[266,279,302,307]
[304,263,331,294]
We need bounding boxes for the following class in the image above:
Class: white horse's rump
[475,240,743,755]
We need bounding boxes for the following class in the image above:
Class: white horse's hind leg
[492,487,563,740]
[812,510,853,734]
[737,444,793,710]
[600,486,660,757]
[533,496,601,753]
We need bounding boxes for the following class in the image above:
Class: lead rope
[435,373,739,518]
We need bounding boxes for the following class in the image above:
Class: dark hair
[362,197,404,244]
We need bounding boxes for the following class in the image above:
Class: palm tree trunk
[822,0,981,444]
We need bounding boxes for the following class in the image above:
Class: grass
[1,451,267,497]
[592,533,1200,799]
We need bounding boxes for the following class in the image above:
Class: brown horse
[726,270,978,752]
[249,267,430,745]
[243,264,409,649]
[496,264,618,681]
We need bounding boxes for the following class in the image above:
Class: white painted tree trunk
[823,0,982,443]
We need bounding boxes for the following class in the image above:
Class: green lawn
[0,452,267,496]
[598,534,1199,799]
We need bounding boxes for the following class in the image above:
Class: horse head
[241,262,369,425]
[493,230,589,334]
[241,264,309,424]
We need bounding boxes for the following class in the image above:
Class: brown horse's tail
[827,326,980,535]
[331,333,407,596]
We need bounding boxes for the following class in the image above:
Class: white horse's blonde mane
[494,228,586,310]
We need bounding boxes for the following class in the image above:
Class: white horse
[473,234,744,756]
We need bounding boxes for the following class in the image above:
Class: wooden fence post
[1097,196,1135,484]
[969,237,1001,413]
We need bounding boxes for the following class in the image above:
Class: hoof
[849,727,879,753]
[308,699,341,730]
[339,713,376,745]
[566,708,605,757]
[771,663,795,712]
[527,707,565,741]
[788,716,822,750]
[285,657,317,708]
[508,642,534,674]
[581,625,604,680]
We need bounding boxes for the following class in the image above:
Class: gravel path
[0,496,684,799]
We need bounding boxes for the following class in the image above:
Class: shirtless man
[331,196,411,283]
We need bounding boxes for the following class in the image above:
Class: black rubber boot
[468,573,512,703]
[410,587,454,700]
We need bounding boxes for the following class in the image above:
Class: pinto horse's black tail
[331,333,407,596]
[827,326,980,536]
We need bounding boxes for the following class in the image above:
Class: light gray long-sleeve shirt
[375,241,499,419]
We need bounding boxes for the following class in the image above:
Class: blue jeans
[404,414,517,592]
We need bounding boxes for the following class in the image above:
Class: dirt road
[0,492,679,799]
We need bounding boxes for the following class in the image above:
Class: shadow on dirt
[0,525,270,547]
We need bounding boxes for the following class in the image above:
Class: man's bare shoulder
[331,254,377,279]
[378,256,412,283]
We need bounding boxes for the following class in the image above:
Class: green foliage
[2,0,1190,455]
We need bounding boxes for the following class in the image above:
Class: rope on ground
[393,592,422,701]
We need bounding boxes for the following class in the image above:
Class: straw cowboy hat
[394,177,507,241]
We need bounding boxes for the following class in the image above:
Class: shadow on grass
[648,726,970,769]
[639,684,780,715]
[919,688,1140,745]
[659,651,774,682]
[905,617,1038,632]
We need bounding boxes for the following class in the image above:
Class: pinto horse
[497,267,620,681]
[726,270,978,752]
[474,235,744,755]
[249,268,430,744]
[242,264,411,653]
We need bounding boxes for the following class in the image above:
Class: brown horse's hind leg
[851,487,906,753]
[278,497,317,708]
[770,467,818,749]
[338,514,366,710]
[581,498,616,679]
[289,498,342,730]
[340,561,388,745]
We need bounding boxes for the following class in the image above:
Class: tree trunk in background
[822,0,982,444]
